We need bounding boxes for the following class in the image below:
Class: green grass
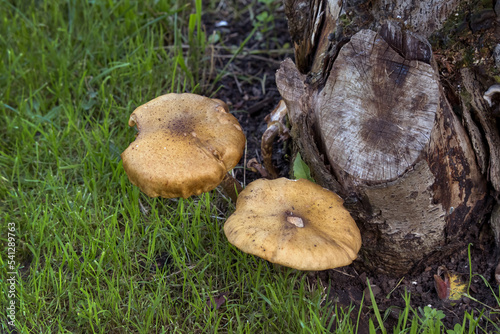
[0,0,499,333]
[0,0,345,332]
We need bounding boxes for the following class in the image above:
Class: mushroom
[121,93,246,199]
[224,178,361,270]
[483,84,500,107]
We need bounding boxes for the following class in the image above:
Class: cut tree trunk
[277,0,497,275]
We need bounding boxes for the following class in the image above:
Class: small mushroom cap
[121,93,246,198]
[224,178,361,271]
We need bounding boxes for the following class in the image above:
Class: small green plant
[251,0,279,42]
[418,305,446,331]
[447,323,464,334]
[255,0,275,32]
[292,153,315,182]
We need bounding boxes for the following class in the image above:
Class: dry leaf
[433,266,467,301]
[207,292,228,310]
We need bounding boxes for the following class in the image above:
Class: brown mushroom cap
[121,93,246,198]
[224,178,361,270]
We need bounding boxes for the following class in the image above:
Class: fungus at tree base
[224,178,361,271]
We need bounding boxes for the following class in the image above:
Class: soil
[203,1,500,331]
[203,0,293,183]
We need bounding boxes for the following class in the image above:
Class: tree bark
[277,0,497,275]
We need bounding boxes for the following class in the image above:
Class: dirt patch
[204,0,293,184]
[205,0,500,330]
[314,239,499,332]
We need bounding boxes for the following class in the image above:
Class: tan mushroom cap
[224,178,361,271]
[121,93,246,198]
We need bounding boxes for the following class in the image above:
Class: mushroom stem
[219,173,243,202]
[483,84,500,107]
[261,123,281,179]
[261,100,289,179]
[247,158,270,178]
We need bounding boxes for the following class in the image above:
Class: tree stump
[276,1,495,275]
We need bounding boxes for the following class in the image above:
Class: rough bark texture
[284,0,342,75]
[277,0,496,275]
[370,0,461,37]
[460,68,500,194]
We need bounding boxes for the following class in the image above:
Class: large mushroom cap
[121,93,246,198]
[224,178,361,271]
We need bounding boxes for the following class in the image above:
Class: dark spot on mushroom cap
[165,114,195,136]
